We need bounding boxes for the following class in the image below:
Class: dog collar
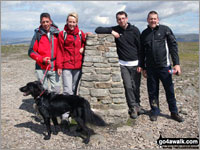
[36,90,46,99]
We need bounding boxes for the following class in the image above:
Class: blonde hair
[67,12,78,22]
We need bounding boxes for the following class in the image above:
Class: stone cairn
[78,34,129,124]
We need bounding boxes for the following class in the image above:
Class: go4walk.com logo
[157,135,199,149]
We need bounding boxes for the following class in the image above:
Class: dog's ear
[36,81,44,91]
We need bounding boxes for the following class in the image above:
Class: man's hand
[142,70,147,78]
[173,65,181,75]
[137,67,147,78]
[43,57,50,65]
[111,30,120,38]
[137,67,142,73]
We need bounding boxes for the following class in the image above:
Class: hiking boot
[150,115,157,121]
[171,113,184,122]
[149,112,157,121]
[137,106,146,115]
[128,108,138,119]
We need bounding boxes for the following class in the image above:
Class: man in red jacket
[28,13,60,93]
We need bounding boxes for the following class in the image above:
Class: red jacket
[56,25,86,70]
[28,24,59,71]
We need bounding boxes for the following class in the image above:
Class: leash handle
[40,64,50,84]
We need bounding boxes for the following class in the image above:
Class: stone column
[78,34,129,124]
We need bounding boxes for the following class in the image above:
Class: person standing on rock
[95,11,145,119]
[138,11,184,122]
[56,12,86,96]
[28,12,61,93]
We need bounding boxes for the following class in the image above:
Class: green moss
[126,118,137,126]
[70,118,78,125]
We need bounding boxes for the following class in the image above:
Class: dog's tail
[83,98,106,126]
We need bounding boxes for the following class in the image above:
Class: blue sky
[1,1,199,39]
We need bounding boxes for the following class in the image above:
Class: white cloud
[94,16,110,24]
[41,2,76,15]
[1,10,40,31]
[2,1,22,7]
[1,1,199,34]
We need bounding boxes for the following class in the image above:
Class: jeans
[146,66,178,115]
[120,65,141,109]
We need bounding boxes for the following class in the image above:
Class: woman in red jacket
[56,12,86,95]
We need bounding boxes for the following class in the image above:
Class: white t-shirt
[119,59,138,66]
[47,32,50,40]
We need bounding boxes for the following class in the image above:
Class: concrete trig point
[78,34,129,124]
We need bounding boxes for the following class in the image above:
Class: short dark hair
[147,11,158,19]
[116,11,128,19]
[40,13,51,22]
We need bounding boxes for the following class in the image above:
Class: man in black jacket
[138,11,184,122]
[95,11,144,119]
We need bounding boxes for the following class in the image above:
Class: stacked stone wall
[78,34,129,124]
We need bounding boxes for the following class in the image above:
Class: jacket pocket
[144,41,152,53]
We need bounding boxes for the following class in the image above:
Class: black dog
[19,81,106,144]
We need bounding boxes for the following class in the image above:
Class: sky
[1,1,199,39]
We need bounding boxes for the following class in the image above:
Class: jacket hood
[64,24,80,35]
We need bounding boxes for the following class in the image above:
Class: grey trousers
[120,65,141,109]
[35,69,61,93]
[62,69,81,95]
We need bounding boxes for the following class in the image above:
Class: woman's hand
[57,69,62,76]
[85,32,93,38]
[80,47,84,54]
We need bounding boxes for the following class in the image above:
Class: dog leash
[40,64,50,85]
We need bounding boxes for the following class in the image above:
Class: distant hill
[1,38,31,45]
[1,34,199,45]
[175,34,199,42]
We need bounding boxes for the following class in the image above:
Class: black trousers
[146,66,178,115]
[120,65,141,109]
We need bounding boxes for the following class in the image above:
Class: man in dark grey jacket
[95,11,144,119]
[138,11,184,122]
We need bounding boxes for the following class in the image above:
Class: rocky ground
[1,47,199,149]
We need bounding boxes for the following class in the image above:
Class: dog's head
[19,81,44,99]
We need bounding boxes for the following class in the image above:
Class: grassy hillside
[1,44,30,59]
[178,42,199,62]
[1,42,199,63]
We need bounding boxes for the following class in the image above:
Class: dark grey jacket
[139,24,179,69]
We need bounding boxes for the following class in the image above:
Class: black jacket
[139,24,179,69]
[95,23,140,61]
